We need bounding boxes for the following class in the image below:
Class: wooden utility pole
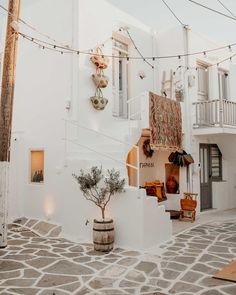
[0,0,20,248]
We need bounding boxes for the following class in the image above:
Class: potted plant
[73,166,125,252]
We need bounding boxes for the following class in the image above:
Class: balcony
[193,99,236,135]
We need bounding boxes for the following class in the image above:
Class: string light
[17,31,236,70]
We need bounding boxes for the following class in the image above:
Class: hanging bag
[168,152,175,162]
[90,47,109,69]
[91,69,109,88]
[90,88,108,111]
[183,154,194,166]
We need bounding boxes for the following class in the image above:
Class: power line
[186,0,236,21]
[217,0,236,19]
[161,0,187,27]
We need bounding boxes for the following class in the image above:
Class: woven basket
[180,198,197,211]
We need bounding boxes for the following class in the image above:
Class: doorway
[199,144,212,211]
[112,34,130,118]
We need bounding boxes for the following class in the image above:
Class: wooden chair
[179,192,198,222]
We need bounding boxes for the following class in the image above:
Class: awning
[149,92,182,151]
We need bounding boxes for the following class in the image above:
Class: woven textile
[149,92,182,151]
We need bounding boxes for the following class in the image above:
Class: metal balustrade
[193,99,236,128]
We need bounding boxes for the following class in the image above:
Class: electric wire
[186,0,236,21]
[217,0,236,18]
[161,0,187,26]
[124,29,154,68]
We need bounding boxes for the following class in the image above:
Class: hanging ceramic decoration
[142,139,154,158]
[92,69,109,88]
[90,47,109,69]
[90,88,108,111]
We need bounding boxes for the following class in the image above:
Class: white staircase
[62,91,172,249]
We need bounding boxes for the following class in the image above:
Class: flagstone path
[1,219,236,294]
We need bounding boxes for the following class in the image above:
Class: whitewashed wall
[7,0,172,248]
[156,26,236,213]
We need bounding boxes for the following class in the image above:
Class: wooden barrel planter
[93,219,114,252]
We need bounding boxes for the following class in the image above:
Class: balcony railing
[193,99,236,128]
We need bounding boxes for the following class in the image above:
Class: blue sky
[108,0,236,44]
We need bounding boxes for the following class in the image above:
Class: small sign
[140,162,154,168]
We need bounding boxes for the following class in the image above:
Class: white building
[1,0,236,249]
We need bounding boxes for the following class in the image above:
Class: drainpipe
[70,0,79,122]
[183,25,192,192]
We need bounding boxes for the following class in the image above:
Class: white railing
[193,99,236,127]
[127,91,149,121]
[62,119,140,187]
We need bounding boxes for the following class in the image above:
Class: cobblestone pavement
[1,219,236,295]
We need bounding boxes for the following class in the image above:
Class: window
[197,63,209,100]
[31,150,44,183]
[112,33,130,118]
[218,69,229,100]
[210,145,222,181]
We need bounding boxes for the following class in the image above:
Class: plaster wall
[156,26,236,213]
[7,0,171,248]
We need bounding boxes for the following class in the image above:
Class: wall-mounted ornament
[142,139,154,158]
[138,71,146,80]
[92,69,109,88]
[90,47,109,69]
[90,47,109,111]
[175,85,184,102]
[90,88,108,111]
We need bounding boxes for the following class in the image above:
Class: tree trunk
[0,0,20,248]
[101,207,105,220]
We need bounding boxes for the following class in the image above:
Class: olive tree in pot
[73,166,125,252]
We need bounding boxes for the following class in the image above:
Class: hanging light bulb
[126,56,130,64]
[228,45,232,52]
[205,67,208,72]
[203,51,207,58]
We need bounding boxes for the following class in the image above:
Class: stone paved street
[1,218,236,294]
